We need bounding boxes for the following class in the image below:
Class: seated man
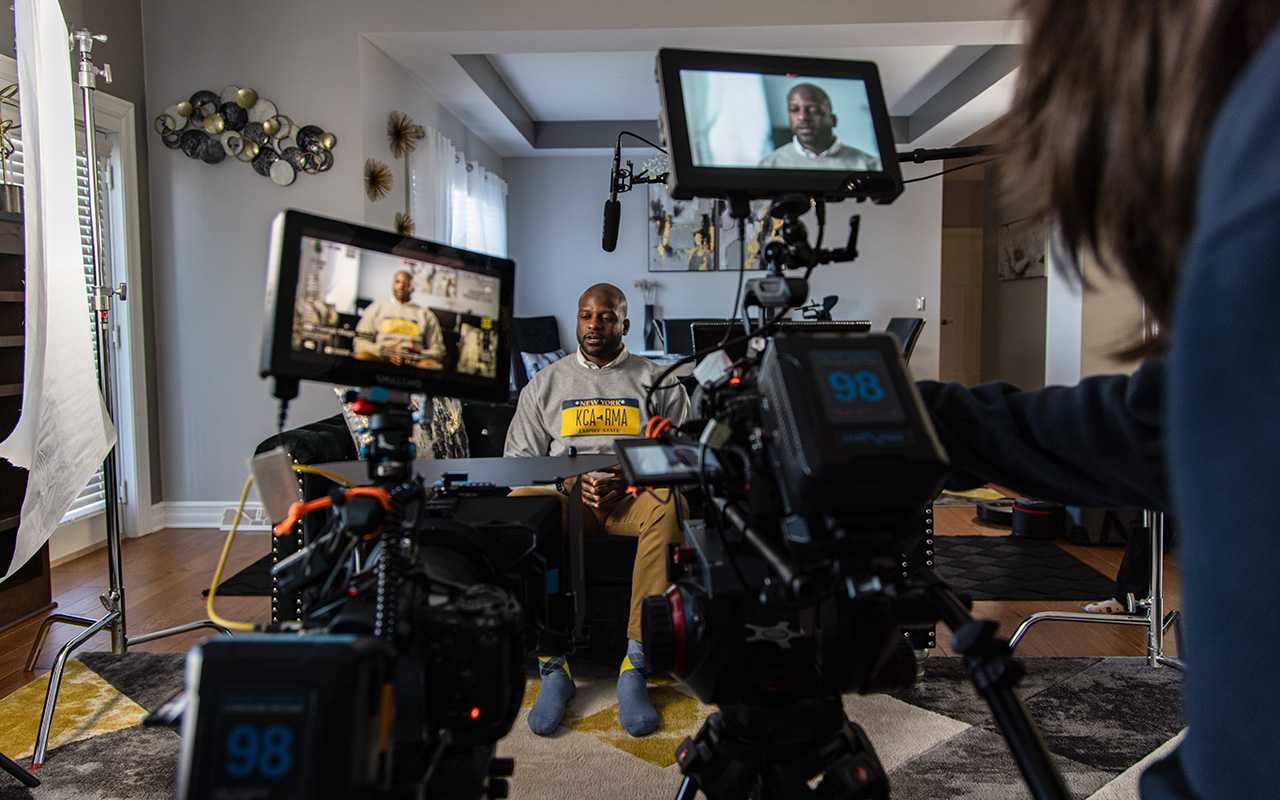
[504,283,689,737]
[353,269,447,368]
[758,83,881,171]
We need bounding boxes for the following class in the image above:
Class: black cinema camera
[177,210,571,800]
[599,48,1073,799]
[621,323,950,798]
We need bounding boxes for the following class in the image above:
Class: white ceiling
[367,20,1024,158]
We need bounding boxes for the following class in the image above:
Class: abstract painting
[715,198,776,271]
[648,184,717,271]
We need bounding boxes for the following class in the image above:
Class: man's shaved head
[580,283,628,320]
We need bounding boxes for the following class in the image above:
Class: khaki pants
[508,487,687,642]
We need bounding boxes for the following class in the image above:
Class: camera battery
[176,635,394,800]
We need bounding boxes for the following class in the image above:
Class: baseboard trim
[152,501,272,531]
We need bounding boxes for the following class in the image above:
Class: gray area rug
[0,652,1183,799]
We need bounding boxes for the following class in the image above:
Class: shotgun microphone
[602,138,622,252]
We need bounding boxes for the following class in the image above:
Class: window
[409,126,508,257]
[5,130,116,522]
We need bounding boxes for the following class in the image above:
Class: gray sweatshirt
[504,346,689,457]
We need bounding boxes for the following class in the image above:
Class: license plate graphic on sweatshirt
[560,398,641,437]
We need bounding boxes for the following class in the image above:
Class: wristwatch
[555,478,568,495]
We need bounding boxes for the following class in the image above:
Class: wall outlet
[219,505,272,531]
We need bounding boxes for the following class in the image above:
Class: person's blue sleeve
[916,358,1167,510]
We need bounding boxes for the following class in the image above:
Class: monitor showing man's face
[392,270,414,303]
[678,69,881,170]
[787,84,838,154]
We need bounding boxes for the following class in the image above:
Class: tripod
[0,751,38,788]
[673,697,889,799]
[21,29,229,769]
[670,575,1072,800]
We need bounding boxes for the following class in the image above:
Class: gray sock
[528,656,575,735]
[617,639,659,736]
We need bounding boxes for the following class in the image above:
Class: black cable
[903,159,996,183]
[726,212,748,335]
[617,130,667,154]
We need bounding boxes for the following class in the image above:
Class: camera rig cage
[179,213,573,800]
[625,47,1075,800]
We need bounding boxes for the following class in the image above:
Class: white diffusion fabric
[0,0,115,581]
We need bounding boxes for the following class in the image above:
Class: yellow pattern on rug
[522,672,714,768]
[0,658,148,759]
[570,686,712,768]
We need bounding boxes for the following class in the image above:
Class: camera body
[179,477,568,800]
[639,331,947,709]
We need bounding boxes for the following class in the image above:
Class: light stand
[1007,313,1183,671]
[1006,510,1184,670]
[22,30,229,769]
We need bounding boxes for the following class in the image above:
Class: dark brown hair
[999,0,1280,352]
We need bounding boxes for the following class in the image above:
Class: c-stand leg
[672,697,889,800]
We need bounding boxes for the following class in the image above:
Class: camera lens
[641,594,677,674]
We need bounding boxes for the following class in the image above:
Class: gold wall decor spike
[394,212,415,236]
[387,110,425,159]
[364,158,393,201]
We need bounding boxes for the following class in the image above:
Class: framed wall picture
[716,198,776,271]
[997,218,1047,280]
[648,184,717,271]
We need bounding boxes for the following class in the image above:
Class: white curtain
[683,71,772,167]
[0,0,115,581]
[409,125,507,257]
[408,127,457,244]
[452,161,508,258]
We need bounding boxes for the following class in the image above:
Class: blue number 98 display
[225,723,294,779]
[827,370,885,402]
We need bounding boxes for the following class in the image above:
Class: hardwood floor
[0,529,272,699]
[930,504,1181,660]
[0,508,1180,700]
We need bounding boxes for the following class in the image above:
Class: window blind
[6,130,116,522]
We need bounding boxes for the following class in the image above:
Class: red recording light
[470,707,480,720]
[729,376,741,385]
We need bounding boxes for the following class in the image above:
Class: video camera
[602,48,1072,799]
[176,210,574,800]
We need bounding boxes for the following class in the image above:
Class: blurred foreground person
[916,3,1280,798]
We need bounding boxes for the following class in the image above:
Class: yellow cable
[205,475,260,631]
[205,462,355,631]
[293,463,356,487]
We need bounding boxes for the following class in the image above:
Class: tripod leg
[0,751,39,788]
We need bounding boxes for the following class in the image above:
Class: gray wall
[506,153,944,371]
[138,0,1005,505]
[979,162,1045,388]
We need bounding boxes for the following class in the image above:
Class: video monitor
[656,48,903,204]
[260,209,515,403]
[614,438,725,487]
